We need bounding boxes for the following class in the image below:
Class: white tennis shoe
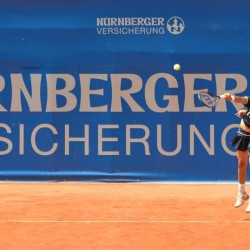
[234,192,249,208]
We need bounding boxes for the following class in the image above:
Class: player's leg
[235,149,249,208]
[246,148,250,212]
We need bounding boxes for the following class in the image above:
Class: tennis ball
[173,64,181,71]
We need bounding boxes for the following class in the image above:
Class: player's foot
[234,192,249,208]
[246,201,250,213]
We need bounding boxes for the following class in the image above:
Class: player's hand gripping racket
[198,92,225,108]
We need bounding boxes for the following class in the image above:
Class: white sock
[238,184,246,194]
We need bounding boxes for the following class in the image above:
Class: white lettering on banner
[190,125,214,155]
[145,73,179,112]
[96,27,165,35]
[157,125,182,156]
[19,124,24,155]
[126,125,150,155]
[0,76,7,112]
[0,73,247,113]
[96,16,185,35]
[98,125,119,155]
[46,74,77,112]
[11,74,42,112]
[0,123,238,156]
[0,123,12,155]
[97,17,165,26]
[65,124,89,155]
[110,74,144,112]
[79,74,108,112]
[31,124,58,156]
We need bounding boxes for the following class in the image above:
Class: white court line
[0,220,249,224]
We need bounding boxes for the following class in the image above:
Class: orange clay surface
[1,182,250,250]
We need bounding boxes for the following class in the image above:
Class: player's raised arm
[222,93,249,105]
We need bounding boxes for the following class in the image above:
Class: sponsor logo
[166,16,185,35]
[96,16,185,35]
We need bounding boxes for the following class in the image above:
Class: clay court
[1,182,250,250]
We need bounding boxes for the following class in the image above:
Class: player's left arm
[235,109,247,117]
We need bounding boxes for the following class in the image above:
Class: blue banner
[0,0,250,181]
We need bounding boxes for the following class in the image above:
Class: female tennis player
[223,92,250,212]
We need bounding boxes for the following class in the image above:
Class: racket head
[198,92,220,108]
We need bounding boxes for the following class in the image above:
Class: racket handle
[219,95,225,99]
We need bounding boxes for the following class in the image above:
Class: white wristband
[231,95,235,102]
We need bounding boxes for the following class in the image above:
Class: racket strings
[198,92,218,108]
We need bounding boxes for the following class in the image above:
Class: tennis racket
[198,91,225,108]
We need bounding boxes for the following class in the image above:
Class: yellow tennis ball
[173,64,181,71]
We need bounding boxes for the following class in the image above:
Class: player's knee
[238,159,247,169]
